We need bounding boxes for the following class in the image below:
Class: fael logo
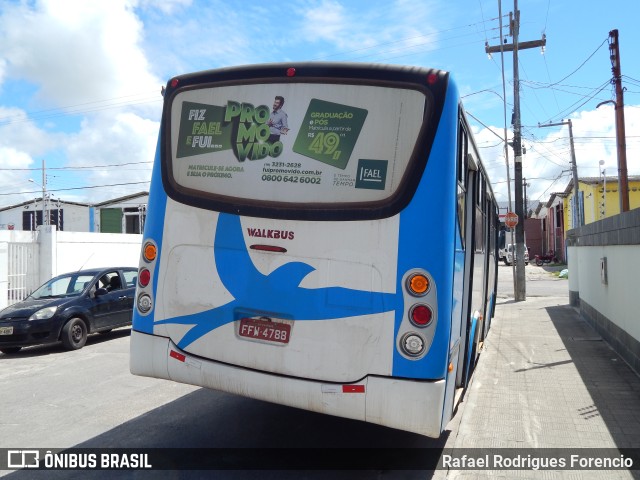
[355,159,388,190]
[8,450,40,468]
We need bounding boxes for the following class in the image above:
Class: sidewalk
[443,264,640,479]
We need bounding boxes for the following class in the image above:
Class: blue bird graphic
[156,213,399,349]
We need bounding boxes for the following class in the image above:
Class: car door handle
[118,296,128,300]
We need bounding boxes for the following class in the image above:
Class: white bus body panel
[150,200,400,383]
[131,330,445,437]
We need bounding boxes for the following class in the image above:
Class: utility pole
[539,119,582,227]
[30,160,48,227]
[523,178,530,218]
[608,29,630,213]
[486,1,546,302]
[599,160,606,218]
[42,159,48,226]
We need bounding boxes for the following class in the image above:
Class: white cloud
[474,103,640,208]
[299,0,349,45]
[0,0,163,206]
[137,0,193,15]
[0,0,161,110]
[63,112,158,203]
[0,106,59,205]
[0,107,58,157]
[296,0,442,62]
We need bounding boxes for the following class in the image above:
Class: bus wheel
[61,318,88,350]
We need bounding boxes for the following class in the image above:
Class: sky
[0,0,639,212]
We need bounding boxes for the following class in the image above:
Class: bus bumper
[130,330,446,437]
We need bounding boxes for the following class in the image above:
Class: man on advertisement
[267,95,289,143]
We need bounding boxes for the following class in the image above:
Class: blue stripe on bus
[132,134,167,335]
[155,213,398,349]
[391,79,459,380]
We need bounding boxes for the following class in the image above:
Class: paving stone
[442,266,640,479]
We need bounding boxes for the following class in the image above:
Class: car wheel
[1,347,22,354]
[61,317,88,350]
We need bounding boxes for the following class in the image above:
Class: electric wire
[0,181,150,196]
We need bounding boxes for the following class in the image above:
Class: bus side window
[475,174,486,253]
[457,116,468,246]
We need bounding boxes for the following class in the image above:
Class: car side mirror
[95,288,109,297]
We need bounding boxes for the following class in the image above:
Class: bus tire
[61,318,88,350]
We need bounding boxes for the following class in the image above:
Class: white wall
[567,207,640,376]
[0,203,90,232]
[55,231,142,274]
[0,227,142,310]
[0,230,40,310]
[61,204,91,231]
[568,244,640,342]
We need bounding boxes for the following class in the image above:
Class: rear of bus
[130,63,460,437]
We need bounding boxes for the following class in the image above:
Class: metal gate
[7,242,40,305]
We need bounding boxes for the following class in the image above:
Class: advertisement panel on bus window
[169,84,426,204]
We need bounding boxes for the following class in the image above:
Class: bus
[130,63,499,438]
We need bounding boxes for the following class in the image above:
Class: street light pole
[539,120,582,227]
[41,159,47,226]
[523,178,530,219]
[599,160,606,218]
[28,160,48,229]
[597,97,629,213]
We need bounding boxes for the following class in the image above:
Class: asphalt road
[1,328,445,479]
[497,260,567,299]
[0,263,568,479]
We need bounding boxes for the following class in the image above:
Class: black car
[0,267,138,354]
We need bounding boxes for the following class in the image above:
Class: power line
[533,171,572,203]
[310,17,507,62]
[538,79,611,124]
[543,38,608,89]
[0,161,152,171]
[0,181,150,196]
[0,95,161,127]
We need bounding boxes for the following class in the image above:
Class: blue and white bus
[130,63,499,437]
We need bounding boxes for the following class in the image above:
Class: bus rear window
[166,82,427,211]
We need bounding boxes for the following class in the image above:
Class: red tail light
[139,268,151,287]
[410,304,433,327]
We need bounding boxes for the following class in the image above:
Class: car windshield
[29,274,96,299]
